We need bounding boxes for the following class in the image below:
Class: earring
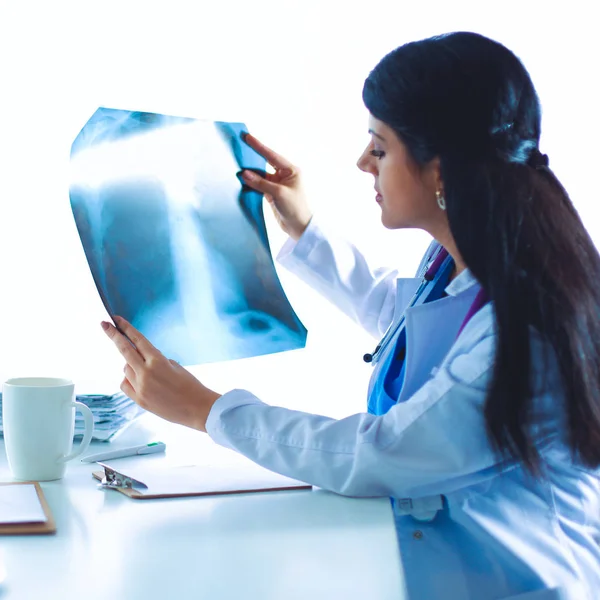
[436,190,446,211]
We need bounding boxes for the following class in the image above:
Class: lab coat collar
[444,268,478,297]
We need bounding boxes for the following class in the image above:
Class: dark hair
[363,31,600,472]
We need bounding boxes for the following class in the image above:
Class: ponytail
[446,155,600,471]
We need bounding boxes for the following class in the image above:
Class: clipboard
[0,481,56,535]
[92,461,312,500]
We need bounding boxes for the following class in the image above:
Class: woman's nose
[357,147,372,173]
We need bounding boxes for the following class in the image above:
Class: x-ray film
[70,108,307,365]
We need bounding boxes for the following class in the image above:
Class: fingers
[101,320,145,371]
[265,169,294,183]
[243,133,293,171]
[124,363,136,382]
[241,170,282,196]
[112,316,160,361]
[120,377,137,400]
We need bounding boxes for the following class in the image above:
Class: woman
[101,32,600,599]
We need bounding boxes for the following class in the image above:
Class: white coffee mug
[2,377,94,481]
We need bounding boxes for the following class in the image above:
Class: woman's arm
[101,309,559,500]
[205,312,511,499]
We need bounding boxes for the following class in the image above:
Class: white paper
[0,484,47,524]
[103,461,310,496]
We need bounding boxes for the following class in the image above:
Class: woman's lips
[376,193,383,203]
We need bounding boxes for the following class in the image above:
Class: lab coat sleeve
[276,218,400,339]
[206,324,519,499]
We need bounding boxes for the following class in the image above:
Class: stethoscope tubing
[363,245,448,365]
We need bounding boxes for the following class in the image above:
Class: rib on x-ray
[69,108,307,365]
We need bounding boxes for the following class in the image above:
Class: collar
[444,267,479,297]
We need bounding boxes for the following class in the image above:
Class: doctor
[101,32,600,600]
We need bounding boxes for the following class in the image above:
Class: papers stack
[73,392,146,441]
[0,392,146,442]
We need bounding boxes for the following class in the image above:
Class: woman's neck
[432,229,467,282]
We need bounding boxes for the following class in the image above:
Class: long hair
[363,32,600,472]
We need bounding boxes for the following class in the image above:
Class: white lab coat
[206,219,600,600]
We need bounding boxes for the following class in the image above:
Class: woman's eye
[369,149,385,159]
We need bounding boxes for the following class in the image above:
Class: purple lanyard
[458,287,489,336]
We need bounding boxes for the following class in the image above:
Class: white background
[0,0,597,422]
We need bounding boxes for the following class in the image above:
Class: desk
[0,415,406,600]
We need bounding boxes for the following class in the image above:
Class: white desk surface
[0,415,406,600]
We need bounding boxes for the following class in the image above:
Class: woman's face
[357,115,442,232]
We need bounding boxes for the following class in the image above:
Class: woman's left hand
[100,316,221,432]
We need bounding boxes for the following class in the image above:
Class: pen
[81,442,166,463]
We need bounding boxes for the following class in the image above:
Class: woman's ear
[424,156,443,197]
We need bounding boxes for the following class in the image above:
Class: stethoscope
[363,245,450,365]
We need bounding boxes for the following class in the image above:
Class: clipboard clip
[97,462,148,490]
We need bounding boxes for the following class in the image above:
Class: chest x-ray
[69,108,307,365]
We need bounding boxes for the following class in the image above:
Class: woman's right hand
[241,133,313,241]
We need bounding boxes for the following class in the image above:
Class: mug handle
[60,401,94,462]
